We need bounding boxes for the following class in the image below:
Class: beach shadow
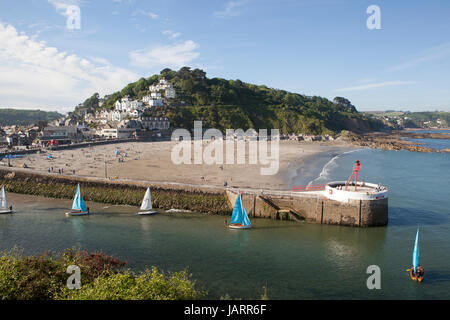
[388,206,449,227]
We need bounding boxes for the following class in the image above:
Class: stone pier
[226,188,388,227]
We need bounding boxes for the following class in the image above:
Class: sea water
[1,139,450,299]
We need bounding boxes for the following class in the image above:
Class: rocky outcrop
[340,131,440,153]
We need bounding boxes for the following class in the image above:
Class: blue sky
[0,0,449,112]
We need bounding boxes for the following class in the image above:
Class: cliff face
[339,117,378,133]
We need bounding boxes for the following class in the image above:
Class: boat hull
[66,211,89,216]
[228,223,251,229]
[410,266,424,282]
[138,210,158,216]
[0,209,13,214]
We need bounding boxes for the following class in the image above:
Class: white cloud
[334,81,417,92]
[132,9,159,20]
[163,30,181,39]
[390,43,450,71]
[129,40,200,69]
[214,1,248,18]
[0,23,138,111]
[48,0,81,18]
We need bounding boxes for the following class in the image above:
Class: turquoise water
[1,144,450,299]
[403,138,450,151]
[402,129,450,150]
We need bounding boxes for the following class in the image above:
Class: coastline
[0,140,360,221]
[340,129,450,153]
[3,140,354,191]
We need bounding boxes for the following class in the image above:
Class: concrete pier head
[226,187,388,227]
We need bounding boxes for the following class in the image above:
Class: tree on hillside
[333,97,357,113]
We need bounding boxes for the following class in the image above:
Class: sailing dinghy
[66,184,89,216]
[138,187,157,216]
[0,186,13,214]
[410,228,424,282]
[228,193,251,229]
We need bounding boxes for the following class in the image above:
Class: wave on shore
[307,148,366,185]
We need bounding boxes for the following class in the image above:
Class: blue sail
[412,228,419,273]
[72,184,88,212]
[230,194,251,226]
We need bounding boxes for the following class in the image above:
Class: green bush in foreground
[0,248,204,300]
[60,268,203,300]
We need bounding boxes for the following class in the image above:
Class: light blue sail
[230,194,251,226]
[72,184,88,212]
[412,228,420,273]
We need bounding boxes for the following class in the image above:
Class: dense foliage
[0,248,204,300]
[0,109,62,126]
[405,112,450,127]
[88,67,384,134]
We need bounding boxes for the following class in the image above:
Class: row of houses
[84,78,176,127]
[42,116,170,143]
[1,78,177,147]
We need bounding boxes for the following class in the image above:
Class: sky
[0,0,449,113]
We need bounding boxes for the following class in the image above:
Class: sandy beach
[5,140,354,190]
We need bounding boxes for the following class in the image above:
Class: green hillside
[84,67,385,135]
[0,109,63,126]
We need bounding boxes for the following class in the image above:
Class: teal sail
[72,184,88,212]
[412,228,419,273]
[230,194,251,226]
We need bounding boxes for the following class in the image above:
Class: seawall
[0,168,230,215]
[226,188,388,227]
[0,168,388,227]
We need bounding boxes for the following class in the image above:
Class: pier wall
[0,168,388,227]
[225,189,388,227]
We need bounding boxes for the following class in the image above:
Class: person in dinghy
[66,184,90,216]
[138,187,157,216]
[227,193,252,229]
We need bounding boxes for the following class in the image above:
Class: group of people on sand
[47,166,75,175]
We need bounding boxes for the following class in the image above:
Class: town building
[39,126,81,145]
[101,128,135,139]
[149,78,176,99]
[140,117,170,130]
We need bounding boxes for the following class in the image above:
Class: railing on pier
[227,187,322,199]
[291,184,326,192]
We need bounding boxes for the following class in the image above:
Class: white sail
[140,188,153,211]
[0,187,8,209]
